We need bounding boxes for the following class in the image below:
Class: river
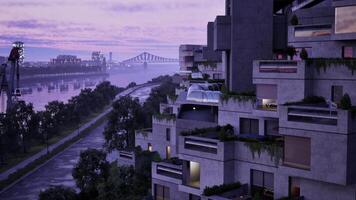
[18,63,179,111]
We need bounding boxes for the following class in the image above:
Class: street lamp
[39,121,49,154]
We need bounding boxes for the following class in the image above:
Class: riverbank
[0,83,156,192]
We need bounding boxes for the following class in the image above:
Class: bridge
[121,52,178,67]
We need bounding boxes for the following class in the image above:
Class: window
[166,128,171,141]
[284,136,311,169]
[251,170,274,200]
[342,46,353,58]
[289,177,301,198]
[166,146,171,159]
[186,161,200,188]
[240,118,259,134]
[155,184,170,200]
[148,143,153,152]
[335,6,356,34]
[265,119,279,136]
[332,85,343,103]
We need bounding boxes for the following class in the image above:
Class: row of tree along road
[39,75,179,200]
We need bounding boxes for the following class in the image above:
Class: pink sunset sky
[0,0,225,61]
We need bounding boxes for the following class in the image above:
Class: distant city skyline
[0,0,224,61]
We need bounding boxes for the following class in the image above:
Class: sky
[0,0,225,61]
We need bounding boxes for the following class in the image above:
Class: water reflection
[19,63,179,111]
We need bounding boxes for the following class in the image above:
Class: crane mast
[0,41,24,114]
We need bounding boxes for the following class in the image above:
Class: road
[0,84,158,200]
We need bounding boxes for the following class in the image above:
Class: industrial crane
[0,42,24,114]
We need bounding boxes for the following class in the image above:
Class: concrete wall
[229,0,274,93]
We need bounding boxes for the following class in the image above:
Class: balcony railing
[259,61,298,73]
[287,106,338,125]
[156,161,183,180]
[118,150,134,160]
[184,137,218,154]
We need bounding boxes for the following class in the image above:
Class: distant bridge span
[121,52,178,65]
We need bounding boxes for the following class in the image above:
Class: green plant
[306,58,356,74]
[220,85,256,104]
[168,94,178,102]
[241,137,283,165]
[203,182,241,196]
[284,96,326,106]
[286,46,297,60]
[300,48,308,60]
[153,113,176,121]
[290,14,299,26]
[340,93,352,110]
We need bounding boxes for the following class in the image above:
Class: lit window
[335,6,356,34]
[148,143,153,152]
[342,46,353,58]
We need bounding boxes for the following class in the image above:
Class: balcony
[253,60,307,81]
[178,126,236,161]
[117,150,135,166]
[152,159,183,184]
[214,15,231,51]
[280,104,355,134]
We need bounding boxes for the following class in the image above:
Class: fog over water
[19,63,179,111]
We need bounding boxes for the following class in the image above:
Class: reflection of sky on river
[19,63,179,111]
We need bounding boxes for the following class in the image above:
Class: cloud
[0,0,225,60]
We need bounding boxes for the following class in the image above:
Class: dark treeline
[20,65,104,76]
[0,81,121,166]
[104,75,178,151]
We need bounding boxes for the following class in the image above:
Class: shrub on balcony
[168,94,178,103]
[290,14,299,26]
[285,46,297,60]
[203,182,241,196]
[340,93,352,110]
[306,58,356,74]
[153,113,176,121]
[284,96,326,106]
[162,157,183,165]
[240,137,283,165]
[180,124,236,141]
[220,85,256,104]
[300,48,308,60]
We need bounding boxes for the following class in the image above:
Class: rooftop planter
[181,125,283,165]
[220,86,257,104]
[306,58,356,75]
[203,182,242,196]
[153,113,176,121]
[284,96,327,107]
[135,128,152,138]
[239,136,283,166]
[180,124,236,141]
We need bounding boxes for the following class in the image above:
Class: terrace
[179,125,283,165]
[280,96,356,134]
[153,158,183,181]
[202,183,250,200]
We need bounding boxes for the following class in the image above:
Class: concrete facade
[133,0,356,200]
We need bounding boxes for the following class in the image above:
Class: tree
[5,101,37,153]
[97,165,136,200]
[142,78,177,127]
[39,185,78,200]
[72,149,110,199]
[286,46,297,60]
[290,14,299,26]
[103,96,145,151]
[340,93,352,109]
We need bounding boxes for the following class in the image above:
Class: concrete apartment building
[117,0,356,199]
